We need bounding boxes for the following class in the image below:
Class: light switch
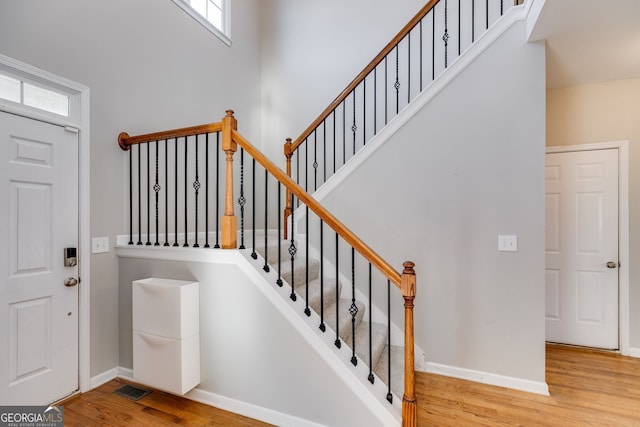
[92,237,109,253]
[498,235,517,252]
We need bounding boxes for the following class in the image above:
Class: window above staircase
[172,0,231,46]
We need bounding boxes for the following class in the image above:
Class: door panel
[545,149,618,349]
[0,112,79,404]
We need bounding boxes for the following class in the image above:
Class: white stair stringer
[238,246,402,425]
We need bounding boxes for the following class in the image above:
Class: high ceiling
[528,0,640,89]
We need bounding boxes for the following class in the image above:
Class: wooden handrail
[118,111,416,425]
[291,0,440,151]
[118,123,223,150]
[232,128,403,288]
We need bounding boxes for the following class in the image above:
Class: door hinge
[65,125,79,133]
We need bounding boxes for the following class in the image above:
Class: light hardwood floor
[417,343,640,426]
[62,344,640,426]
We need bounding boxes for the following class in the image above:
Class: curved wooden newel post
[401,261,417,427]
[283,138,293,240]
[221,110,238,249]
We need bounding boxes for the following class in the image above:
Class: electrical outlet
[498,235,517,252]
[92,237,109,254]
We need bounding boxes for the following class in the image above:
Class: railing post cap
[118,132,130,151]
[225,110,235,117]
[403,261,415,275]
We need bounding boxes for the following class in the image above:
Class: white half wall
[117,249,396,427]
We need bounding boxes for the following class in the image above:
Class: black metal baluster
[323,120,327,184]
[304,138,308,193]
[263,169,269,272]
[368,263,374,383]
[289,193,297,301]
[444,0,450,68]
[319,220,325,332]
[128,148,133,245]
[174,137,179,247]
[363,81,367,146]
[432,9,436,81]
[164,139,169,246]
[193,135,200,248]
[238,148,246,249]
[146,142,151,245]
[154,140,160,246]
[350,247,358,366]
[342,101,346,166]
[304,206,310,316]
[313,131,318,192]
[458,0,462,55]
[137,144,142,245]
[420,20,423,92]
[408,30,411,104]
[183,136,188,247]
[386,279,393,403]
[501,0,504,15]
[334,232,341,349]
[385,57,388,124]
[472,0,475,43]
[296,149,300,189]
[215,133,220,248]
[374,67,378,135]
[395,45,400,115]
[277,182,283,287]
[352,92,357,156]
[251,158,257,259]
[204,134,210,248]
[486,0,489,29]
[332,110,336,174]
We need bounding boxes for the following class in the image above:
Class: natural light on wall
[172,0,230,46]
[0,72,70,117]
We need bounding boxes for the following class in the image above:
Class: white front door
[0,112,79,404]
[545,149,619,349]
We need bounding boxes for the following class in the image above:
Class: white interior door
[0,112,79,404]
[545,149,619,349]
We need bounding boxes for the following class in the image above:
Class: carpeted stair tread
[297,277,342,314]
[324,298,365,341]
[280,258,320,288]
[344,321,388,370]
[374,344,404,398]
[255,238,295,264]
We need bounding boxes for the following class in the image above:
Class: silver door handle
[606,261,617,269]
[64,277,78,287]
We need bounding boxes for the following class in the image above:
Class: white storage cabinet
[132,278,200,395]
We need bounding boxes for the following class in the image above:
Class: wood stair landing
[255,235,403,398]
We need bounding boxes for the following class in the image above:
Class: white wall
[547,77,640,349]
[0,0,262,377]
[258,0,426,162]
[317,20,547,385]
[118,253,389,427]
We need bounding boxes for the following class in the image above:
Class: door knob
[64,277,78,287]
[606,261,617,269]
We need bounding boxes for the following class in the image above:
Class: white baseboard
[627,347,640,358]
[91,367,328,427]
[425,362,550,396]
[187,388,329,427]
[89,368,119,389]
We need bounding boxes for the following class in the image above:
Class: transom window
[172,0,231,46]
[0,72,70,117]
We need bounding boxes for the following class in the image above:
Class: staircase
[117,1,527,425]
[255,234,404,398]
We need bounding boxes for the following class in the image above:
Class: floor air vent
[113,384,152,401]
